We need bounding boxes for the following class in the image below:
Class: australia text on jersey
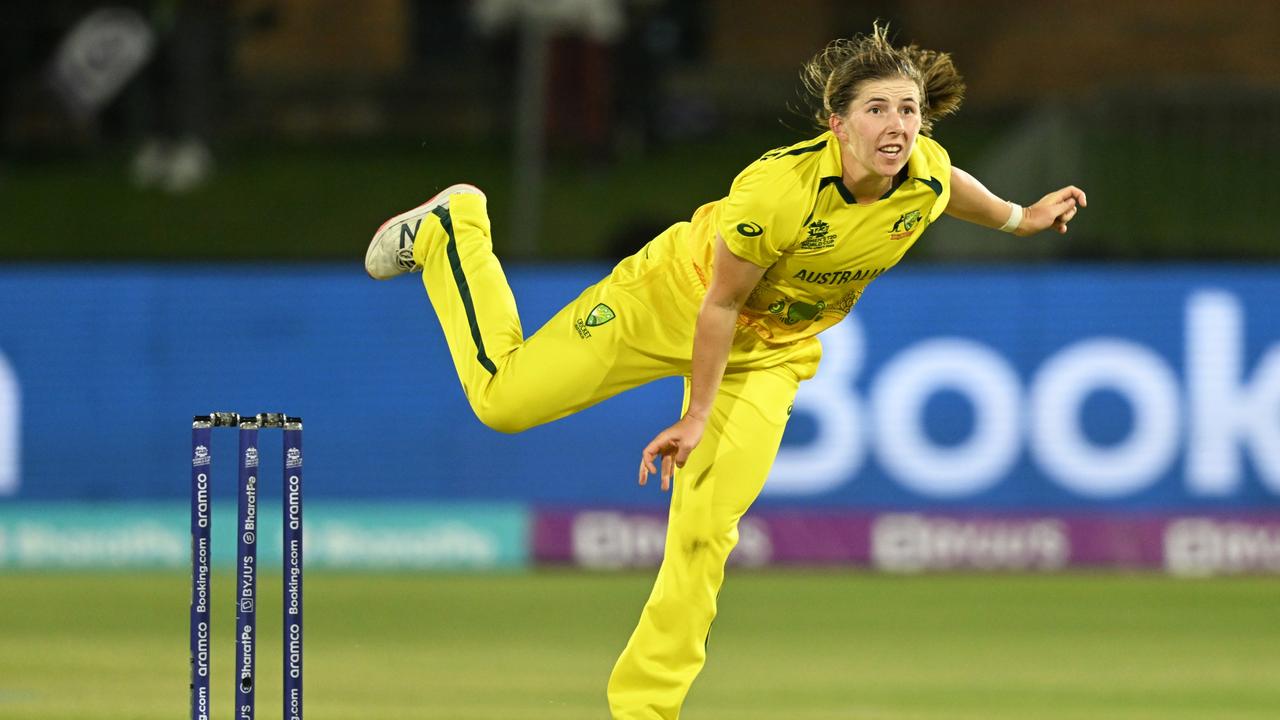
[791,267,888,286]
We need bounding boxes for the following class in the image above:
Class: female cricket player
[365,24,1085,720]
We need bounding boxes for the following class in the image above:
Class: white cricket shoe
[364,183,484,279]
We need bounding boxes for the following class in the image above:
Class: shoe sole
[366,183,483,279]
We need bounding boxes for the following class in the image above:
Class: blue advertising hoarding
[0,264,1277,511]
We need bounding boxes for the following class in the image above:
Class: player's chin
[873,153,908,177]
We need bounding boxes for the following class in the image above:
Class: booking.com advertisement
[0,266,1277,573]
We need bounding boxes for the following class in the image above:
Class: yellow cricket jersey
[683,131,952,345]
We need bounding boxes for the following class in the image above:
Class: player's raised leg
[366,185,692,433]
[606,363,804,719]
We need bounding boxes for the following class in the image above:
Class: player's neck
[842,165,894,205]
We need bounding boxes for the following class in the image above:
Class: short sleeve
[920,137,953,222]
[716,161,806,268]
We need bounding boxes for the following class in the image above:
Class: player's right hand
[639,414,707,492]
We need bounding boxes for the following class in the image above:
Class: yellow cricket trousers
[414,193,820,719]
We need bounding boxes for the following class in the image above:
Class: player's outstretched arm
[639,235,766,492]
[946,166,1087,237]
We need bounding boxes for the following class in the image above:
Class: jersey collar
[820,132,943,203]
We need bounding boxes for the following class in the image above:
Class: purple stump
[235,420,260,719]
[283,418,304,720]
[190,419,213,720]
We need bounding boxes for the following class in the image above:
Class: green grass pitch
[2,570,1278,719]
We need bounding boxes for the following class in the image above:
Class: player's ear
[829,113,846,142]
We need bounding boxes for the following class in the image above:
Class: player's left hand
[1018,186,1087,237]
[639,414,706,492]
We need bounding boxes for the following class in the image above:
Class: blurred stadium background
[1,1,1278,718]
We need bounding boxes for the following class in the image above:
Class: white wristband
[999,202,1024,233]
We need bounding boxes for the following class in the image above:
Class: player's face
[833,76,922,181]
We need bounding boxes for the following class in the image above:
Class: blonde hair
[799,22,965,136]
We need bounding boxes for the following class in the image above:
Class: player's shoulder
[732,131,835,198]
[909,135,954,220]
[754,132,836,166]
[912,134,952,173]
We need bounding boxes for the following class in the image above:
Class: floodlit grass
[1,571,1278,719]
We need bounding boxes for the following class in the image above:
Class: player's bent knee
[471,402,534,434]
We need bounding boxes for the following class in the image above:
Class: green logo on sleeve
[585,303,616,327]
[736,222,764,237]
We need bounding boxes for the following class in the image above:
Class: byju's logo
[1164,518,1280,576]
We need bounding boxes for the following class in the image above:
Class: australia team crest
[890,210,923,241]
